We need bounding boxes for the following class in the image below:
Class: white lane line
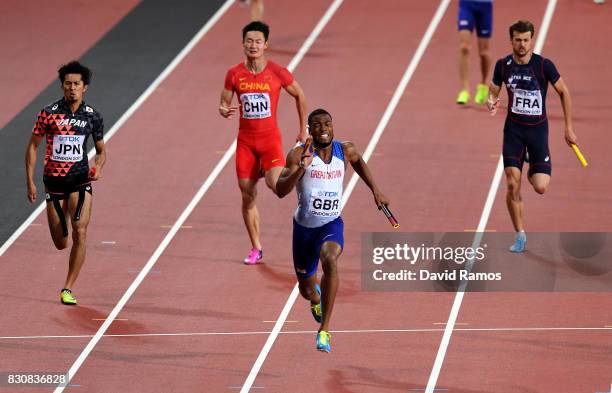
[3,325,611,341]
[343,0,451,201]
[0,0,235,257]
[240,1,451,392]
[424,2,559,392]
[51,1,236,391]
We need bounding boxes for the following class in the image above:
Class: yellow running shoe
[60,288,77,305]
[474,83,489,105]
[316,330,331,353]
[456,89,470,105]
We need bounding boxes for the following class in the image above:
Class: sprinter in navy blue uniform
[25,61,106,305]
[456,0,493,105]
[487,20,577,252]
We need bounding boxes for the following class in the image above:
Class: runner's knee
[459,42,470,56]
[320,253,338,275]
[239,185,257,205]
[298,281,316,301]
[51,235,68,250]
[533,184,547,195]
[72,226,87,244]
[506,177,521,199]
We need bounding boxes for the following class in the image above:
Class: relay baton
[570,144,588,167]
[380,204,400,229]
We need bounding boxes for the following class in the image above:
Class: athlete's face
[62,73,88,103]
[243,31,268,60]
[511,31,532,59]
[309,114,334,147]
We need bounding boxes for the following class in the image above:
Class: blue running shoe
[310,283,322,323]
[316,330,331,353]
[509,232,526,253]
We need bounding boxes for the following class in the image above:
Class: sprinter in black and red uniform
[487,20,577,253]
[25,61,106,305]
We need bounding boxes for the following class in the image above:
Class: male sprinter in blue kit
[276,109,389,352]
[487,20,577,252]
[456,0,493,105]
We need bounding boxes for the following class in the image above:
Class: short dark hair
[242,21,269,41]
[308,108,332,129]
[509,20,535,39]
[58,61,92,85]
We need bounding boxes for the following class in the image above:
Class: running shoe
[60,288,77,305]
[244,248,263,265]
[509,232,526,253]
[316,330,331,353]
[456,89,470,105]
[474,83,489,105]
[310,283,322,323]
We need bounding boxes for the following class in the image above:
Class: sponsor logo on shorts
[459,20,469,26]
[296,268,307,274]
[271,158,281,163]
[545,156,550,162]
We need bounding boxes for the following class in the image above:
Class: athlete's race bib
[308,188,341,218]
[52,134,85,162]
[240,92,271,119]
[511,89,543,116]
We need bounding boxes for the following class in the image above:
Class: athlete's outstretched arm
[343,141,389,208]
[25,134,43,203]
[276,138,312,198]
[90,140,106,181]
[284,80,307,143]
[219,88,238,119]
[552,77,577,146]
[487,82,501,115]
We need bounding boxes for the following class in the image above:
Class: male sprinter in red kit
[219,21,307,264]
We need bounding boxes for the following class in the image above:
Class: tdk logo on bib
[240,92,271,119]
[309,188,341,217]
[52,135,85,162]
[318,190,338,197]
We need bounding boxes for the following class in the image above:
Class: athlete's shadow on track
[52,305,149,336]
[325,366,524,393]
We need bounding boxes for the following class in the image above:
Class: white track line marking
[343,0,450,201]
[51,1,236,391]
[0,0,234,258]
[424,2,558,392]
[3,325,611,341]
[240,1,450,392]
